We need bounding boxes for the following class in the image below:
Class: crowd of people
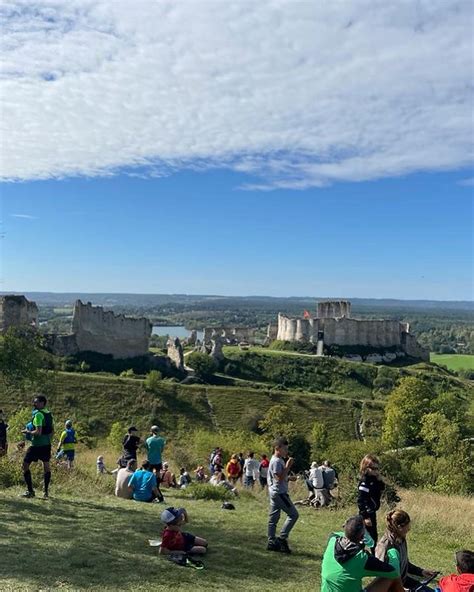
[1,396,473,591]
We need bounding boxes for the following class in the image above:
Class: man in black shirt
[122,426,141,460]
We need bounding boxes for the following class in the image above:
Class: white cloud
[10,213,37,219]
[0,0,473,188]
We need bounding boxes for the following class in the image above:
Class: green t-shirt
[31,409,52,447]
[321,533,399,592]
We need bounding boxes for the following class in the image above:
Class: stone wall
[71,300,152,359]
[0,295,38,333]
[402,331,430,362]
[203,326,255,344]
[317,300,351,318]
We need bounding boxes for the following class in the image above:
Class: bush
[186,483,233,501]
[144,370,162,391]
[120,369,135,378]
[6,407,31,444]
[186,353,217,379]
[107,422,125,451]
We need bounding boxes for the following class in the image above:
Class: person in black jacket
[122,426,141,460]
[357,454,385,551]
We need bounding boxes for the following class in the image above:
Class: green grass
[430,353,474,371]
[1,372,385,443]
[0,466,471,592]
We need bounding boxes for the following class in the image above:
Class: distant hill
[2,291,473,313]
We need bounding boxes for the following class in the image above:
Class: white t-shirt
[243,458,260,478]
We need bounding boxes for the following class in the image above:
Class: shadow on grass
[0,493,321,590]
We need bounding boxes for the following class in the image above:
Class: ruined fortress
[48,300,152,359]
[0,295,38,333]
[274,300,429,361]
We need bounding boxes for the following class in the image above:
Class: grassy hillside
[222,348,472,400]
[1,371,385,442]
[0,460,472,592]
[430,353,474,371]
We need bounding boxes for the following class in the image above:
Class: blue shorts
[64,450,75,461]
[182,532,196,552]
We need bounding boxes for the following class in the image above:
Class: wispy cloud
[457,177,474,187]
[1,1,473,188]
[11,214,37,219]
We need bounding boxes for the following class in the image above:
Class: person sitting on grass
[160,507,208,556]
[376,510,438,590]
[178,467,191,489]
[115,458,136,499]
[160,462,177,488]
[209,469,238,495]
[128,460,164,503]
[194,465,207,482]
[439,550,474,592]
[321,515,404,592]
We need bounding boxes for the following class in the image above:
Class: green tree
[382,377,434,448]
[258,404,296,446]
[187,352,217,379]
[420,412,461,457]
[0,328,44,390]
[107,421,125,451]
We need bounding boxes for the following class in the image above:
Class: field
[0,452,472,592]
[430,353,474,371]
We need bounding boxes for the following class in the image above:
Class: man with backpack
[21,394,54,499]
[57,419,77,469]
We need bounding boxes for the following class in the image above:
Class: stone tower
[317,300,351,319]
[0,295,38,333]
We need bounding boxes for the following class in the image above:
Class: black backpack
[39,410,54,435]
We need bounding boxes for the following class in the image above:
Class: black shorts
[149,463,162,472]
[182,532,196,552]
[24,445,51,464]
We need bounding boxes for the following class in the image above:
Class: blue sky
[1,1,473,299]
[2,168,473,299]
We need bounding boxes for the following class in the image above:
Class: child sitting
[160,507,208,555]
[439,550,474,592]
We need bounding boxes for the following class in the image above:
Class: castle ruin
[0,295,38,333]
[49,300,152,359]
[276,300,429,361]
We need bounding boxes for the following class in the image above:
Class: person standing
[122,426,141,460]
[21,395,54,499]
[57,419,76,469]
[259,454,270,489]
[145,425,165,502]
[243,452,260,488]
[357,454,385,550]
[267,437,299,554]
[0,409,8,457]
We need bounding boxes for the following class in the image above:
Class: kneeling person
[160,507,208,555]
[321,515,403,592]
